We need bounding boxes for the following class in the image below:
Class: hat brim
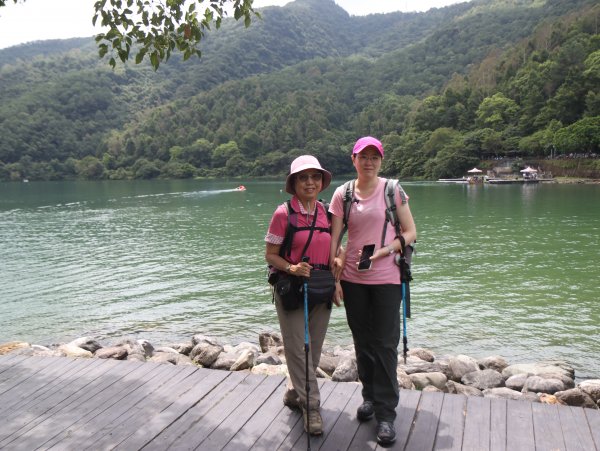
[285,165,332,195]
[352,143,384,157]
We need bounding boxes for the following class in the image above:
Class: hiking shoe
[356,400,374,421]
[376,421,396,446]
[301,406,323,436]
[283,388,300,410]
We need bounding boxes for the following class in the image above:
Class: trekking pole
[301,255,311,450]
[401,281,408,364]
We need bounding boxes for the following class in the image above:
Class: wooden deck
[1,354,599,450]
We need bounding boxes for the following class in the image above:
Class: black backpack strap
[381,179,401,247]
[336,180,355,252]
[279,200,295,258]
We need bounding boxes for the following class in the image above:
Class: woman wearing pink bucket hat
[329,136,417,446]
[264,155,339,436]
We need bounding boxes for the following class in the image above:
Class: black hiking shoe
[376,421,396,446]
[356,400,374,421]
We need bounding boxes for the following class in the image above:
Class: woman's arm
[329,214,345,280]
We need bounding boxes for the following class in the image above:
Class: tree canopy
[1,0,598,182]
[0,0,259,69]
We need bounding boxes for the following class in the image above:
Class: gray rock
[423,385,443,393]
[230,349,255,371]
[407,348,435,362]
[538,372,575,390]
[401,361,448,376]
[189,342,223,367]
[538,360,575,378]
[149,353,177,365]
[258,332,283,353]
[58,343,93,358]
[255,352,282,366]
[332,357,358,382]
[448,355,479,382]
[578,379,600,402]
[95,346,128,360]
[502,363,571,380]
[192,334,221,347]
[461,369,504,390]
[554,388,598,409]
[154,346,180,354]
[410,372,447,390]
[211,352,238,370]
[522,376,564,394]
[505,373,530,391]
[70,337,103,353]
[166,342,194,355]
[127,353,147,362]
[483,387,529,401]
[318,354,340,376]
[478,356,509,372]
[397,368,414,390]
[446,380,483,397]
[251,363,289,377]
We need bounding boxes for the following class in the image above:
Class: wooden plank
[274,378,337,451]
[1,359,154,449]
[0,354,31,379]
[434,393,467,451]
[532,402,566,451]
[0,357,113,446]
[489,396,507,451]
[297,380,360,451]
[98,367,228,450]
[221,375,287,450]
[0,356,73,398]
[169,371,266,449]
[380,388,423,451]
[347,387,423,451]
[198,373,283,450]
[558,405,597,451]
[462,395,490,451]
[405,390,444,451]
[249,391,298,451]
[584,408,600,450]
[505,399,534,451]
[319,382,363,451]
[43,362,195,449]
[0,357,84,414]
[140,370,247,451]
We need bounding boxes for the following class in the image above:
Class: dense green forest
[0,0,598,181]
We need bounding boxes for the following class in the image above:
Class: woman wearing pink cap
[265,155,340,436]
[329,137,417,446]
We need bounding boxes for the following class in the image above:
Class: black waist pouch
[275,270,335,311]
[275,274,302,310]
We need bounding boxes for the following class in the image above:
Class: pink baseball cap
[285,155,332,195]
[352,136,384,157]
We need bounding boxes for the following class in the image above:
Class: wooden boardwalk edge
[0,355,599,450]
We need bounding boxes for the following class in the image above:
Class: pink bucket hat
[352,136,384,157]
[285,155,332,195]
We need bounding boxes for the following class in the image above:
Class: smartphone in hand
[358,244,376,271]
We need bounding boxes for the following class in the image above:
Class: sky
[0,0,471,50]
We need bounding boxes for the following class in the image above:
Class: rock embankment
[2,335,599,410]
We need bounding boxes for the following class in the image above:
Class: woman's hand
[332,254,345,280]
[291,261,312,278]
[333,281,343,306]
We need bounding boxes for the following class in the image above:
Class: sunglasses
[296,172,323,182]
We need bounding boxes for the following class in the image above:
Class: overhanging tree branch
[0,0,259,70]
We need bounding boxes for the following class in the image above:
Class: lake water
[1,179,599,379]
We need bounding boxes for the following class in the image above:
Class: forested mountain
[0,0,598,181]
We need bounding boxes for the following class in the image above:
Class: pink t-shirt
[329,178,408,285]
[265,197,331,266]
